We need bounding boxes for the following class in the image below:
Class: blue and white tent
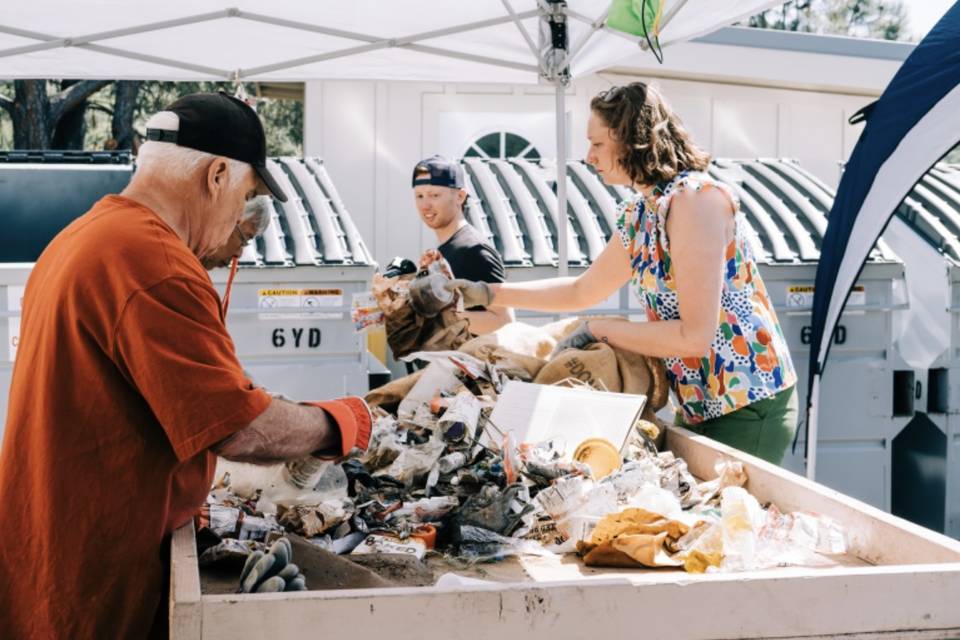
[806,1,960,479]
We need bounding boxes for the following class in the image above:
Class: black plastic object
[382,256,417,278]
[892,413,946,533]
[0,151,134,262]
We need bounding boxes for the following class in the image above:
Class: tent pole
[806,373,820,480]
[556,80,568,277]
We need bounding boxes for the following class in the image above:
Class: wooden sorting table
[171,426,960,639]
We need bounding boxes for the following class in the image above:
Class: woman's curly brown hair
[590,82,710,186]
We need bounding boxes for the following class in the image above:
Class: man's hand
[444,279,494,309]
[551,321,599,357]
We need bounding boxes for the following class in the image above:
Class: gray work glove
[239,537,307,593]
[551,321,598,357]
[443,278,494,309]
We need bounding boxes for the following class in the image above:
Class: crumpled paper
[576,508,689,568]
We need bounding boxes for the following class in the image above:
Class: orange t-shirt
[0,195,272,639]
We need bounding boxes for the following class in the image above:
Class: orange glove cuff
[302,396,373,457]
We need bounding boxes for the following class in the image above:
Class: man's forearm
[211,398,341,464]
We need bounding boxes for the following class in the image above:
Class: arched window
[464,131,541,160]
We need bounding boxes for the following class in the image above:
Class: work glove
[551,321,599,357]
[443,278,494,309]
[408,272,455,318]
[239,537,307,593]
[302,396,374,458]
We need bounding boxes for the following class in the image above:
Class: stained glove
[443,279,494,309]
[239,537,307,593]
[551,321,599,357]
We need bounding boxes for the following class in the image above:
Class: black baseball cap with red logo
[145,91,288,202]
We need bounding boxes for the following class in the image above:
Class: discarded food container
[573,438,622,479]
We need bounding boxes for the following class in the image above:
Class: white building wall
[304,64,880,267]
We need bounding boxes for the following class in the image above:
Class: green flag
[607,0,665,62]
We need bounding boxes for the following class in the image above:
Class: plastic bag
[375,436,445,486]
[456,525,554,563]
[719,486,765,571]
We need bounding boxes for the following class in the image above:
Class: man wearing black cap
[0,93,373,639]
[412,155,513,334]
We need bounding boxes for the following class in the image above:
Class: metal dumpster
[0,152,381,448]
[209,156,380,402]
[882,161,960,537]
[462,156,912,513]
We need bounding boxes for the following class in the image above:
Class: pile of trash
[197,261,848,589]
[198,351,847,586]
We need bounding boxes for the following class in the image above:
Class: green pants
[676,386,799,465]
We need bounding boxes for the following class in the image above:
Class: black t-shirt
[438,224,506,285]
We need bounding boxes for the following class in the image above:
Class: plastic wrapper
[718,486,766,571]
[604,458,662,501]
[459,483,534,535]
[438,391,482,439]
[198,538,261,567]
[371,272,412,315]
[238,514,279,541]
[359,417,406,472]
[519,439,591,486]
[534,476,596,520]
[697,460,748,505]
[376,436,445,486]
[202,504,241,537]
[655,451,702,507]
[391,496,460,523]
[276,499,354,537]
[455,525,555,563]
[352,533,428,560]
[351,292,384,332]
[624,484,684,521]
[397,360,462,423]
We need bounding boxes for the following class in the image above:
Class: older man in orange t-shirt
[0,93,372,639]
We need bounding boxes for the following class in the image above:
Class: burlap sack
[533,343,621,391]
[368,315,672,434]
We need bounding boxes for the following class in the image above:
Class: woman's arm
[489,236,633,312]
[461,304,515,334]
[588,187,734,358]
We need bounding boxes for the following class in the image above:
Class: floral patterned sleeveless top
[616,172,796,425]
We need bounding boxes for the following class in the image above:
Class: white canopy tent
[1,0,780,272]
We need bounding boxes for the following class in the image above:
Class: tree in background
[749,0,909,41]
[0,80,111,149]
[0,80,302,155]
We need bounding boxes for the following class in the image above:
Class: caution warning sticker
[786,284,865,309]
[257,288,344,319]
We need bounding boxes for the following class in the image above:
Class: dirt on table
[200,535,439,594]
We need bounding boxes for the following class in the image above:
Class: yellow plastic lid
[573,437,623,479]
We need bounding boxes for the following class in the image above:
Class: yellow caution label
[258,288,299,296]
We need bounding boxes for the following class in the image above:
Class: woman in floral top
[447,82,798,464]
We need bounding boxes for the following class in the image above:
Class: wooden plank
[170,520,202,640]
[666,426,960,565]
[197,565,960,640]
